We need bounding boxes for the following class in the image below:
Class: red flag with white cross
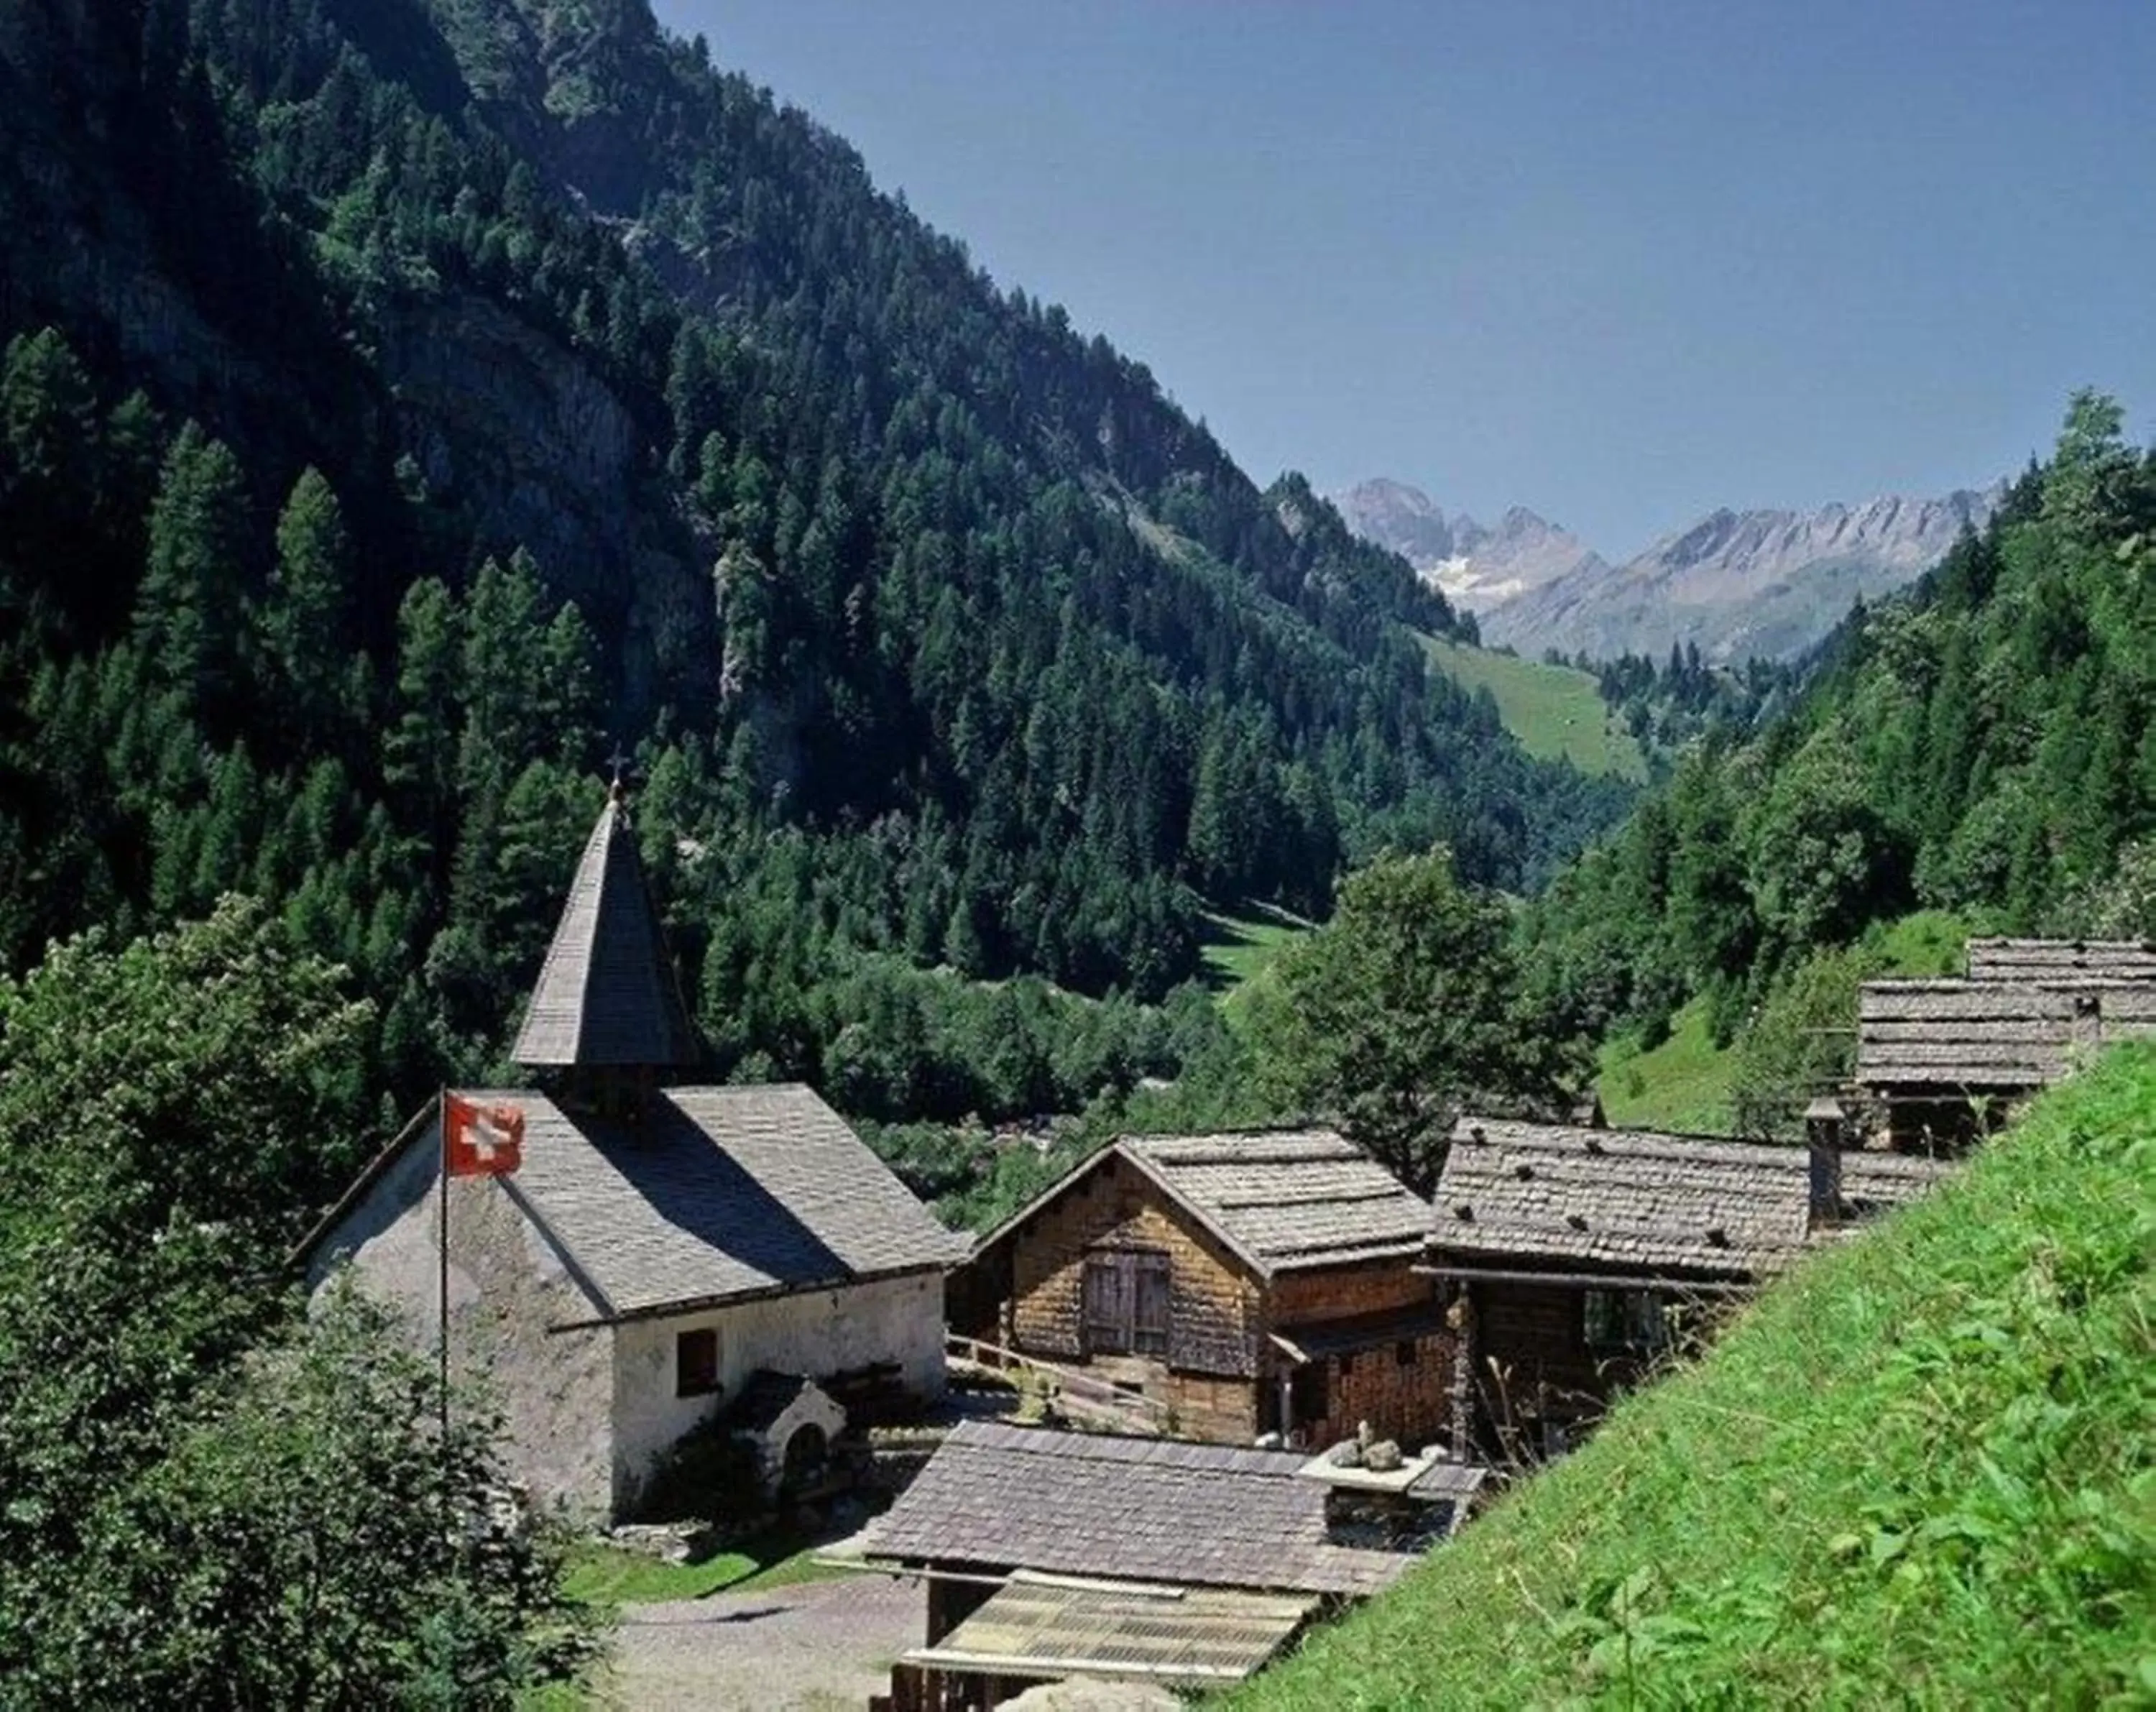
[444,1092,525,1177]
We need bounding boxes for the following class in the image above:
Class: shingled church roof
[298,1082,964,1320]
[512,787,700,1071]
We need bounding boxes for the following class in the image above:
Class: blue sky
[652,1,2155,556]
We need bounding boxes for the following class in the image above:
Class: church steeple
[512,779,700,1088]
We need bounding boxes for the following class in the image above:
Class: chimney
[1804,1097,1846,1226]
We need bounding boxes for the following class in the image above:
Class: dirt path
[593,1572,919,1711]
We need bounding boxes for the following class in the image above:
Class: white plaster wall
[305,1130,617,1522]
[611,1269,946,1510]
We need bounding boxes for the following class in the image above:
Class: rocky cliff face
[0,0,717,714]
[1339,474,2002,663]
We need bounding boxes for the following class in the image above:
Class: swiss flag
[445,1093,525,1177]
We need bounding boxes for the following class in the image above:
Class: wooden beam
[1414,1264,1757,1296]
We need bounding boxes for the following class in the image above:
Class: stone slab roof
[1431,1117,1953,1279]
[1965,937,2156,983]
[512,793,700,1070]
[861,1421,1414,1597]
[468,1082,960,1319]
[1856,980,2156,1092]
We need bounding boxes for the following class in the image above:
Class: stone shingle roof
[861,1422,1414,1596]
[476,1082,960,1319]
[1116,1129,1431,1276]
[1431,1117,1953,1279]
[1856,980,2156,1092]
[512,792,700,1070]
[1965,937,2156,983]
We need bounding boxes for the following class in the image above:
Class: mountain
[1483,486,2005,665]
[1334,479,1606,611]
[0,0,1628,1115]
[1338,476,2003,664]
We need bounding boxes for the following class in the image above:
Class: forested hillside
[0,0,1626,1128]
[1525,393,2156,1119]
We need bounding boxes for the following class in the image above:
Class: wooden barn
[859,1420,1478,1708]
[1426,1111,1951,1459]
[1855,977,2156,1149]
[952,1128,1443,1449]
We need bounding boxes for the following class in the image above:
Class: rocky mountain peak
[1332,482,1601,613]
[1337,472,2005,663]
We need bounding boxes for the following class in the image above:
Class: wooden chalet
[951,1128,1442,1449]
[1856,977,2156,1149]
[860,1420,1480,1708]
[1426,1112,1951,1458]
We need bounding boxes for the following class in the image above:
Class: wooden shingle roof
[512,791,699,1071]
[1965,937,2156,983]
[1855,980,2156,1092]
[1431,1117,1952,1279]
[1118,1129,1431,1275]
[430,1084,957,1320]
[862,1422,1414,1596]
[972,1128,1429,1280]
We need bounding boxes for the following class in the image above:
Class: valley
[0,1,2147,1706]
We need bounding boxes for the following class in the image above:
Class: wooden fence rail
[946,1333,1174,1434]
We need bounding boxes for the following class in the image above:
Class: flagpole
[438,1087,449,1452]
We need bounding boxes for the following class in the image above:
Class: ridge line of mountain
[1334,474,2007,664]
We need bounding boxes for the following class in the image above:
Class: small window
[1583,1289,1668,1354]
[1337,1351,1355,1379]
[676,1327,719,1396]
[1082,1248,1172,1358]
[1396,1340,1418,1368]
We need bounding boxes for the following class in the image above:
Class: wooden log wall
[1270,1262,1452,1450]
[1005,1154,1265,1440]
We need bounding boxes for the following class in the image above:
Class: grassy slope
[1417,634,1648,782]
[1236,1046,2156,1710]
[1597,996,1732,1133]
[1201,906,1312,1042]
[1598,912,1977,1135]
[1200,906,1312,995]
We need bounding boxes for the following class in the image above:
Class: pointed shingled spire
[512,783,700,1072]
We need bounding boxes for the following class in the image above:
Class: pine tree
[383,578,461,837]
[260,466,356,747]
[137,423,252,717]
